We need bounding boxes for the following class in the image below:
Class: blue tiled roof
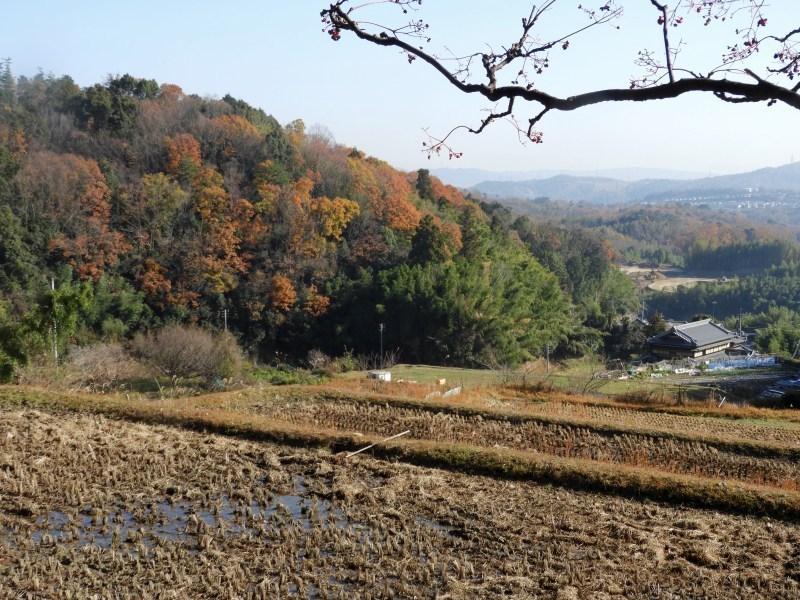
[647,319,737,349]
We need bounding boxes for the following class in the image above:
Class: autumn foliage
[268,276,297,314]
[40,153,130,280]
[164,133,201,176]
[348,155,420,232]
[304,285,330,317]
[0,68,624,367]
[187,167,249,294]
[0,124,26,159]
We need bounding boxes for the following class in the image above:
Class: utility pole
[223,309,228,332]
[379,323,384,368]
[51,278,58,364]
[545,344,551,375]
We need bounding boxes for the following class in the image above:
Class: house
[646,319,742,360]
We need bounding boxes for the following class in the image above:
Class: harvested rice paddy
[2,385,800,598]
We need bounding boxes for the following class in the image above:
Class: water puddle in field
[3,476,349,553]
[415,516,456,538]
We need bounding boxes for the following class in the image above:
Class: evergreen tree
[458,204,491,262]
[415,168,434,201]
[0,59,16,107]
[409,215,448,265]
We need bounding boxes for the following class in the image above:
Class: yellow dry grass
[3,384,800,518]
[2,407,800,598]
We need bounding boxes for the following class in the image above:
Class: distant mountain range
[430,167,709,189]
[432,162,800,204]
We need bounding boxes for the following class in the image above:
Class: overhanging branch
[322,1,800,143]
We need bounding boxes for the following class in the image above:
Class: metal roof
[647,319,737,349]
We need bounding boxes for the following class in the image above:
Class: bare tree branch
[321,1,800,150]
[649,0,675,83]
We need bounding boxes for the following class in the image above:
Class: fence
[705,357,777,371]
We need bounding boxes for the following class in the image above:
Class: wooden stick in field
[346,430,411,458]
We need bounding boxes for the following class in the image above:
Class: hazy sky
[4,1,799,175]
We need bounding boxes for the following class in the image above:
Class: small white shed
[367,370,391,381]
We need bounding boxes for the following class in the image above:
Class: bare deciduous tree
[64,343,142,393]
[133,325,242,387]
[321,1,800,155]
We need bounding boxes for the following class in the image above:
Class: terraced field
[2,408,800,599]
[2,384,800,597]
[514,399,800,445]
[237,395,800,491]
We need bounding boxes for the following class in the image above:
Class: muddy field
[2,407,800,598]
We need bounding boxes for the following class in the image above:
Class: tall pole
[379,323,384,368]
[223,309,228,332]
[51,278,58,364]
[546,344,550,375]
[640,295,645,322]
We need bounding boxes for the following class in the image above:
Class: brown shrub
[63,343,143,392]
[132,326,242,386]
[306,349,335,371]
[613,388,678,407]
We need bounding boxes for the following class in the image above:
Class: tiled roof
[647,319,737,349]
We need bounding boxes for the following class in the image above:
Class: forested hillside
[0,66,638,378]
[486,195,797,268]
[464,188,800,358]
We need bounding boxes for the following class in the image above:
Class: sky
[4,1,799,177]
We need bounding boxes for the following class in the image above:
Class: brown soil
[2,408,799,598]
[646,276,717,292]
[619,265,717,292]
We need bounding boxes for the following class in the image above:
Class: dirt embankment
[621,264,721,292]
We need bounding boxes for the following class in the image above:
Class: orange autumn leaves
[347,155,420,232]
[119,142,361,316]
[282,177,360,259]
[164,133,201,176]
[16,113,464,329]
[187,167,251,294]
[22,152,131,281]
[247,276,330,324]
[265,276,331,320]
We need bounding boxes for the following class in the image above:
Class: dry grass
[235,396,800,491]
[2,408,800,598]
[3,385,800,520]
[505,382,800,422]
